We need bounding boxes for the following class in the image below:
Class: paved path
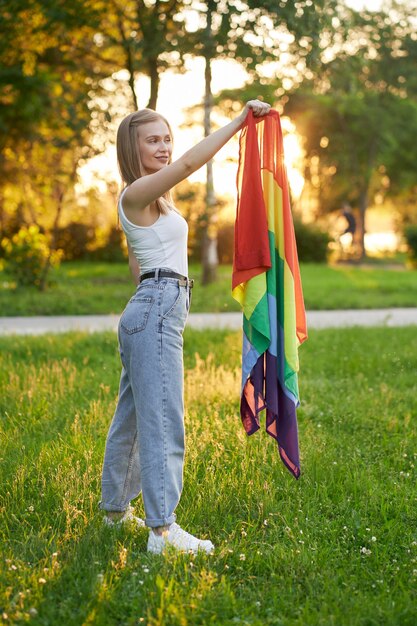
[0,308,416,335]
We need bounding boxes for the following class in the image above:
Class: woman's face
[137,120,172,174]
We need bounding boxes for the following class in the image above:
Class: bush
[189,222,235,265]
[1,225,61,289]
[88,226,127,262]
[54,222,95,260]
[190,219,330,266]
[293,219,330,263]
[0,215,24,254]
[217,223,235,265]
[404,224,417,268]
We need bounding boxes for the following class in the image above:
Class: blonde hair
[116,109,174,215]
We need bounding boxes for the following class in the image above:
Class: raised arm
[123,100,270,212]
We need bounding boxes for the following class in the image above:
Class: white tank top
[118,189,188,277]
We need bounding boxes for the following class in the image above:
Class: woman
[99,99,271,554]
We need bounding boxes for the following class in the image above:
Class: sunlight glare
[282,117,305,200]
[78,59,305,204]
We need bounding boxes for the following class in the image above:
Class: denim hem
[98,501,130,513]
[145,513,176,528]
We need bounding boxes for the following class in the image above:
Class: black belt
[139,270,194,288]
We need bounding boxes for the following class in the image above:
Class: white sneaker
[147,523,214,555]
[104,506,145,529]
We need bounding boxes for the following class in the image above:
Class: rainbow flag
[232,110,307,479]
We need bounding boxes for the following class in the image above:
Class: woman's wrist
[235,108,248,129]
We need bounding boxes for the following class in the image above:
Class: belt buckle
[178,278,187,287]
[189,279,194,289]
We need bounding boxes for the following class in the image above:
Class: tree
[0,0,112,284]
[284,2,417,258]
[200,0,218,284]
[95,0,187,110]
[182,0,339,282]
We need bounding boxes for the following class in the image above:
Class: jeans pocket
[120,297,154,334]
[161,283,184,319]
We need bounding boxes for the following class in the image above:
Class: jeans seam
[159,315,167,521]
[120,429,138,508]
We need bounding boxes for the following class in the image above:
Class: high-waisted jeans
[99,272,192,527]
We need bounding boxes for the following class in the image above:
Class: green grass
[300,263,417,310]
[0,260,417,316]
[1,327,416,625]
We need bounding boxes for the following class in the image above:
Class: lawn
[1,327,416,625]
[0,260,417,316]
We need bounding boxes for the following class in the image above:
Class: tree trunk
[38,158,76,291]
[116,12,138,110]
[358,188,368,260]
[357,139,377,260]
[201,0,218,285]
[39,185,65,291]
[146,57,159,110]
[128,69,138,111]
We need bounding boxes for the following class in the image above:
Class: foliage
[95,0,187,110]
[0,328,416,624]
[0,0,105,163]
[283,3,417,258]
[174,180,207,261]
[2,0,417,276]
[185,0,339,87]
[1,225,61,289]
[294,219,330,263]
[89,226,128,263]
[176,0,340,283]
[0,0,116,262]
[217,222,235,265]
[404,225,417,268]
[54,223,96,261]
[190,222,236,265]
[54,222,128,262]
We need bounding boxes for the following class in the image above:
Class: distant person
[341,202,356,236]
[340,202,356,249]
[99,99,271,554]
